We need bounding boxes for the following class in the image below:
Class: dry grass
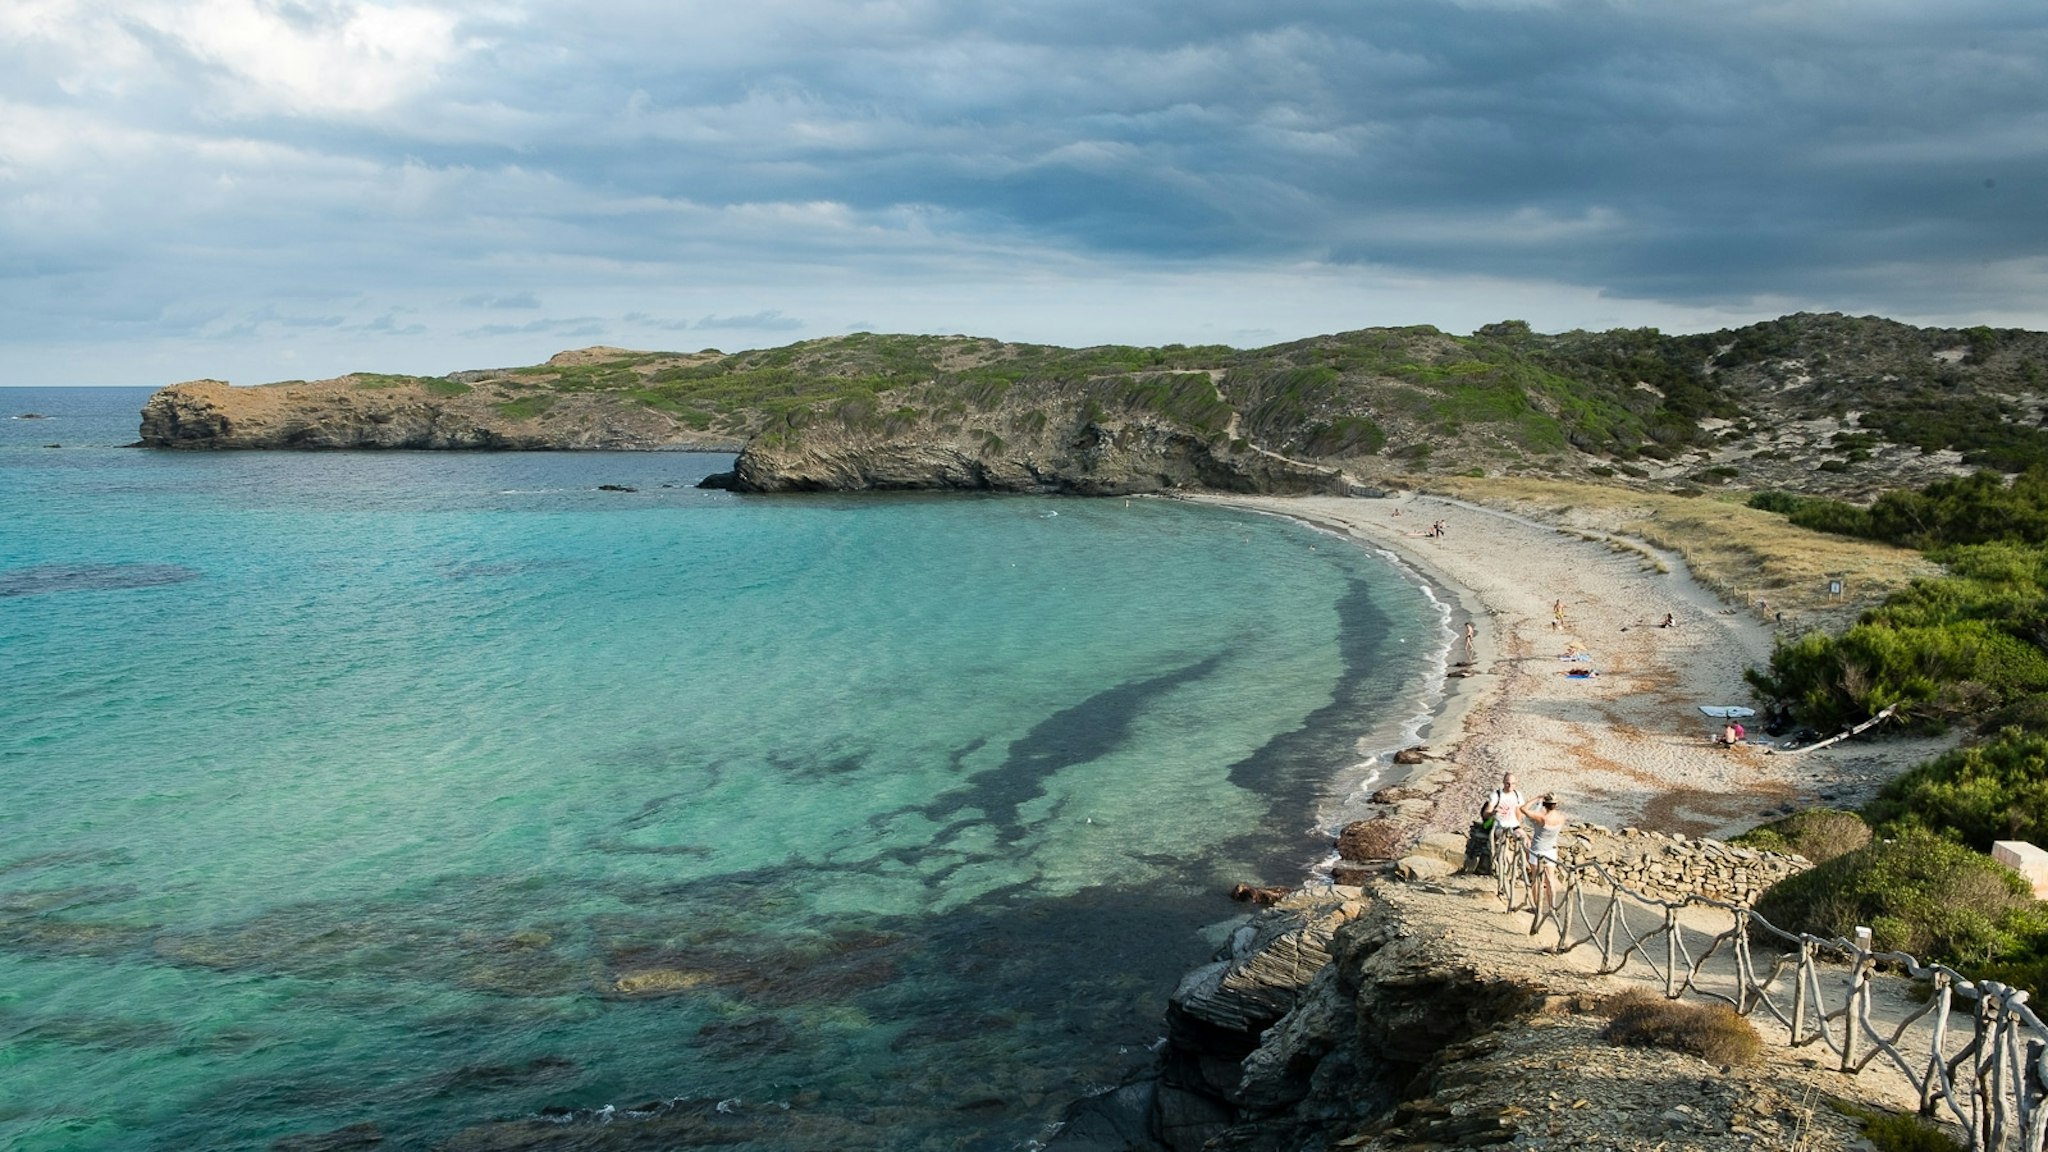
[1602,988,1764,1066]
[1415,477,1939,630]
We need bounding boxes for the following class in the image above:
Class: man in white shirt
[1483,772,1525,837]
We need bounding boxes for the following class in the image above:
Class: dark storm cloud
[2,0,2045,383]
[424,0,2047,302]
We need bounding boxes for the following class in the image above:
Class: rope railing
[1483,838,2048,1151]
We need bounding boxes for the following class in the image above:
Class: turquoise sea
[0,388,1445,1151]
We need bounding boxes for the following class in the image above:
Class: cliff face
[138,378,739,451]
[725,413,1353,496]
[1057,838,1862,1152]
[138,313,2048,497]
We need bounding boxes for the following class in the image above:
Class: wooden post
[1734,910,1753,1014]
[1844,926,1872,1073]
[1793,940,1812,1045]
[1924,975,1952,1116]
[1666,907,1680,998]
[1977,990,1999,1151]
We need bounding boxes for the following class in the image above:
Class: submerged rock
[269,1121,384,1151]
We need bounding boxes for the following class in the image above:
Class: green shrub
[1832,1102,1966,1152]
[1746,542,2048,730]
[1752,831,2039,966]
[1865,729,2048,851]
[1748,489,1812,514]
[1600,990,1762,1065]
[1766,469,2048,551]
[1299,415,1386,457]
[495,396,556,420]
[1731,809,1871,863]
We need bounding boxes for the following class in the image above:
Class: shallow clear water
[0,388,1443,1150]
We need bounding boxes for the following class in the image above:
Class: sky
[2,0,2045,386]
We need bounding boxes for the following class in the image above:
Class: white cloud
[151,0,466,116]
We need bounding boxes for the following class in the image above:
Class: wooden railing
[1486,827,2048,1151]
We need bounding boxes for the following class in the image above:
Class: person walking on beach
[1525,793,1568,930]
[1551,598,1567,630]
[1462,620,1477,661]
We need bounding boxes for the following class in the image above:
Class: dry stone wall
[1562,825,1810,906]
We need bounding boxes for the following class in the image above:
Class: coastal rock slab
[1172,889,1366,1035]
[1394,855,1457,882]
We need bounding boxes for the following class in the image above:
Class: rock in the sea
[1230,883,1291,906]
[612,968,716,995]
[270,1122,384,1151]
[1392,745,1430,765]
[1336,818,1410,862]
[1049,1079,1166,1151]
[1330,863,1381,887]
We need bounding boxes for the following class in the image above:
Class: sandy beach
[1202,491,1950,842]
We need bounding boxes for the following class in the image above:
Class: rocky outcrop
[721,415,1352,496]
[138,378,737,451]
[138,372,1353,496]
[1056,882,1542,1152]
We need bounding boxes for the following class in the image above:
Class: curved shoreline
[1196,492,1950,840]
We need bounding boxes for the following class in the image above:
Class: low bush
[1864,729,2048,851]
[1832,1101,1967,1152]
[1752,831,2042,966]
[1745,542,2048,731]
[1756,469,2048,551]
[1730,809,1871,863]
[1600,989,1761,1066]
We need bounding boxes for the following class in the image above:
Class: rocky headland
[138,372,740,452]
[138,313,2048,502]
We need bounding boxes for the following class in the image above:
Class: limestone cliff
[138,373,740,452]
[721,411,1352,496]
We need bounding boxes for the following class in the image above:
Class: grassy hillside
[250,311,2048,493]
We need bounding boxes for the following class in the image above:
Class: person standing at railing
[1481,773,1525,838]
[1525,793,1567,929]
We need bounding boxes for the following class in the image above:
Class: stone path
[1339,872,1955,1150]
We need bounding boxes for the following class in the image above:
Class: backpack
[1463,821,1495,874]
